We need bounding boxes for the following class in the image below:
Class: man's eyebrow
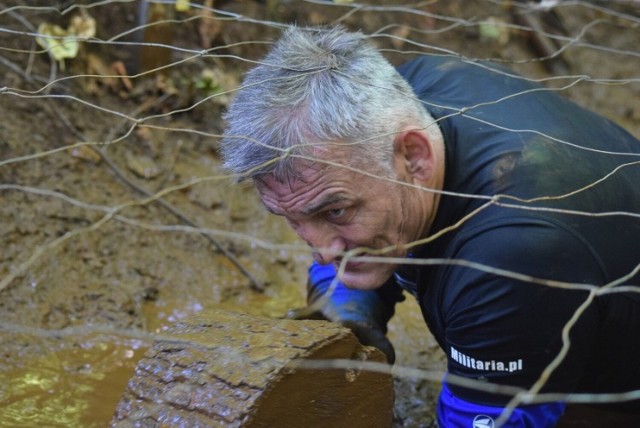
[301,194,349,216]
[261,201,282,216]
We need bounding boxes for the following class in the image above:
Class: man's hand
[285,306,396,364]
[291,262,404,364]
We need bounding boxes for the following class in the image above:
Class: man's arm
[290,261,404,363]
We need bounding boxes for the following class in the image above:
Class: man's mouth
[334,255,368,271]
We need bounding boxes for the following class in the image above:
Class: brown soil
[0,1,638,427]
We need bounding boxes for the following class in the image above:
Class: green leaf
[36,23,79,65]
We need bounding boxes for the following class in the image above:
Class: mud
[0,1,638,427]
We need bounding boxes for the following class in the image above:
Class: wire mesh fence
[1,0,639,426]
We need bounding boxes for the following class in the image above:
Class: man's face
[256,152,431,290]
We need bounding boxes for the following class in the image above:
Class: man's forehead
[254,142,367,196]
[257,151,338,185]
[256,164,326,194]
[255,156,357,212]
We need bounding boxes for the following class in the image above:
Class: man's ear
[393,128,434,182]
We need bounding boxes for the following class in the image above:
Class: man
[220,26,640,426]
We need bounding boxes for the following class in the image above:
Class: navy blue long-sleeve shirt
[394,55,640,411]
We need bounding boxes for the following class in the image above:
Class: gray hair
[220,25,439,182]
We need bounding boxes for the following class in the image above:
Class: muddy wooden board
[111,310,393,427]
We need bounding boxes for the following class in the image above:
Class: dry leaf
[68,145,102,163]
[36,12,96,69]
[68,13,96,39]
[111,60,133,92]
[36,23,79,68]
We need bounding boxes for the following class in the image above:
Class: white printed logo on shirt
[473,414,495,428]
[451,346,524,373]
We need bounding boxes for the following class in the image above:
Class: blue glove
[287,262,404,363]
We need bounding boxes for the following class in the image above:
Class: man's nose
[312,238,346,265]
[297,224,345,265]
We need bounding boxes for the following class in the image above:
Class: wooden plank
[111,309,393,427]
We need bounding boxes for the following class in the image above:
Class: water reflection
[1,334,147,427]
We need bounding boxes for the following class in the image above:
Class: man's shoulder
[397,55,528,92]
[398,55,502,76]
[397,55,474,91]
[396,54,544,127]
[431,212,608,293]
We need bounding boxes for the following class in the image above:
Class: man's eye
[326,208,347,220]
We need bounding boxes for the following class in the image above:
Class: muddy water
[2,335,146,427]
